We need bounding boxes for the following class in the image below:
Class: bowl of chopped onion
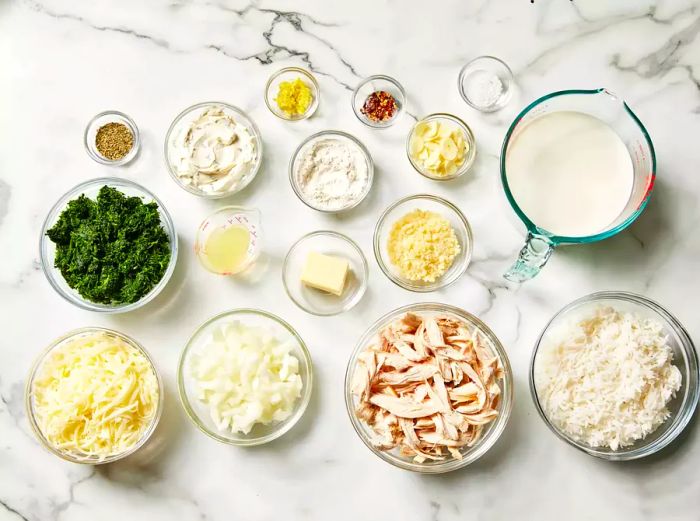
[344,303,513,473]
[178,309,313,446]
[530,291,699,460]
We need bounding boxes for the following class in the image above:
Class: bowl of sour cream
[164,101,263,199]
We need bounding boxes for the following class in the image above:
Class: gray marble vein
[2,0,700,520]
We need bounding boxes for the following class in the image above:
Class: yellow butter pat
[301,252,349,296]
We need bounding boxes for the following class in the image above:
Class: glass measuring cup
[194,206,262,275]
[501,88,656,282]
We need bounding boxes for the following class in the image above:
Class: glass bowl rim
[373,194,473,292]
[343,302,514,473]
[38,176,179,313]
[405,112,477,181]
[529,290,700,461]
[163,101,264,199]
[282,230,369,316]
[288,129,374,213]
[264,66,320,121]
[177,307,314,446]
[351,74,406,129]
[25,326,164,465]
[84,110,141,166]
[457,55,514,112]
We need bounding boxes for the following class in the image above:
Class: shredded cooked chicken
[351,312,503,463]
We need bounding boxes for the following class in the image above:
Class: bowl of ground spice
[39,177,178,313]
[373,194,473,292]
[84,111,140,165]
[351,75,405,128]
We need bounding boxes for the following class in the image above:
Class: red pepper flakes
[361,90,398,122]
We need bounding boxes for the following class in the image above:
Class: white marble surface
[2,0,700,519]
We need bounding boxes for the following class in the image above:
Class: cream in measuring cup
[195,207,262,275]
[500,89,656,282]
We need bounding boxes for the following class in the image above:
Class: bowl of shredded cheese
[373,194,473,292]
[25,327,163,464]
[531,291,699,460]
[177,309,313,446]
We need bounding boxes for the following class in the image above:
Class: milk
[505,111,633,237]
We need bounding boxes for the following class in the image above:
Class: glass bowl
[289,130,374,213]
[351,75,406,128]
[264,67,320,121]
[530,291,699,461]
[84,110,140,166]
[344,302,514,473]
[458,56,514,112]
[406,113,476,181]
[39,177,178,313]
[282,231,368,316]
[178,309,313,446]
[373,194,473,292]
[164,101,263,199]
[25,327,164,464]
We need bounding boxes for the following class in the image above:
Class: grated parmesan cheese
[31,331,159,461]
[534,306,682,450]
[387,209,461,283]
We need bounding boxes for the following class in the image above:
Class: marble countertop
[2,0,700,519]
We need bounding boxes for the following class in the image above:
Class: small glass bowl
[406,113,476,181]
[531,291,699,461]
[178,309,313,446]
[39,177,178,313]
[264,67,320,121]
[282,231,368,316]
[345,302,514,473]
[164,101,263,199]
[289,130,374,213]
[458,56,514,112]
[351,75,406,128]
[84,111,140,166]
[374,194,473,292]
[25,327,164,464]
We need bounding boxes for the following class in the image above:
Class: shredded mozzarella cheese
[535,306,682,450]
[32,331,159,461]
[189,321,303,435]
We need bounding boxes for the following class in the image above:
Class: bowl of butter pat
[282,231,368,316]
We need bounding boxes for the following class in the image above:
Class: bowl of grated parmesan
[530,291,699,460]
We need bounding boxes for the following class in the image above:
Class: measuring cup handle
[504,233,555,282]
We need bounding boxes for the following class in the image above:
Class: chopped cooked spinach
[46,185,171,305]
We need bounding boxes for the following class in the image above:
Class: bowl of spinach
[40,178,178,313]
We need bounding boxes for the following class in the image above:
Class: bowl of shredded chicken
[345,303,513,472]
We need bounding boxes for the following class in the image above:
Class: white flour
[294,137,369,211]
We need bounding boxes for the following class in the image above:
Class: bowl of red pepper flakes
[351,75,405,128]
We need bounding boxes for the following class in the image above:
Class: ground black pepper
[95,122,134,161]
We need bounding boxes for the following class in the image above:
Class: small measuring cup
[194,206,262,275]
[501,88,656,282]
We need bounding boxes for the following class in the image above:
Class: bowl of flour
[289,130,373,213]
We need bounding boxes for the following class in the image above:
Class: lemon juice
[200,225,251,274]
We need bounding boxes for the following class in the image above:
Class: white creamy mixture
[294,137,369,211]
[168,106,258,195]
[505,111,633,237]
